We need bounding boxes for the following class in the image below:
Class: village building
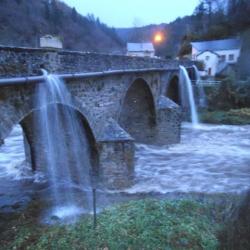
[191,38,241,77]
[127,43,155,57]
[40,35,63,49]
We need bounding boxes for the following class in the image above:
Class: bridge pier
[98,141,134,189]
[155,96,182,145]
[97,119,134,189]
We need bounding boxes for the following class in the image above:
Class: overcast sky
[63,0,200,28]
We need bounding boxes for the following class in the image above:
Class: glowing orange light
[154,33,163,43]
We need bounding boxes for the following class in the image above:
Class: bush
[200,108,250,125]
[219,191,250,250]
[204,77,250,111]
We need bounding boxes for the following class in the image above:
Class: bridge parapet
[0,46,180,78]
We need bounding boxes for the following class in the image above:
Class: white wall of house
[194,48,241,76]
[216,49,240,63]
[40,36,63,49]
[127,51,155,57]
[197,51,219,76]
[192,47,199,60]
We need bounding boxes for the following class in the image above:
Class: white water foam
[126,123,250,194]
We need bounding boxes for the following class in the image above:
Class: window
[229,54,234,61]
[205,56,210,61]
[220,55,226,61]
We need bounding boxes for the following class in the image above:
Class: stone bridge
[0,46,194,189]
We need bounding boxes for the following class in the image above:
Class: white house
[40,35,63,49]
[191,38,241,77]
[127,43,155,57]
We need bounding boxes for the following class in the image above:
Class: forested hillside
[117,0,250,62]
[0,0,124,53]
[116,18,191,58]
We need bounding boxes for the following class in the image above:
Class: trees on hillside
[71,7,77,22]
[178,0,250,58]
[86,13,124,47]
[0,0,123,52]
[227,0,250,32]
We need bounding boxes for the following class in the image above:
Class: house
[191,38,241,77]
[40,35,63,49]
[127,43,155,57]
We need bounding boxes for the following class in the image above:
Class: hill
[117,0,250,65]
[0,0,124,53]
[116,17,191,59]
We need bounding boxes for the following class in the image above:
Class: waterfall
[35,73,92,221]
[179,66,199,125]
[193,65,207,108]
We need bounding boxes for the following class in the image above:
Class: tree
[238,29,250,79]
[228,0,250,32]
[15,0,22,4]
[43,0,51,20]
[86,13,96,23]
[71,7,77,22]
[194,1,206,16]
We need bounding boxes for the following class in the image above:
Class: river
[0,123,250,212]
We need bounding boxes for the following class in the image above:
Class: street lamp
[154,32,164,44]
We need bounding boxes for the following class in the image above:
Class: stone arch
[19,103,99,175]
[166,75,180,105]
[0,94,97,143]
[118,78,157,144]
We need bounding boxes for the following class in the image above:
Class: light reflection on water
[0,123,250,211]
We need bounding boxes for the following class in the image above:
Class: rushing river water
[0,123,250,212]
[127,123,250,194]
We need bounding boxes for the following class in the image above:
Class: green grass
[1,199,221,250]
[200,108,250,125]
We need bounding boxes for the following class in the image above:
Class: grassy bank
[199,108,250,125]
[0,199,221,250]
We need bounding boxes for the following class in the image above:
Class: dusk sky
[63,0,200,28]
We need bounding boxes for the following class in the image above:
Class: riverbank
[0,192,249,250]
[199,108,250,125]
[0,198,226,250]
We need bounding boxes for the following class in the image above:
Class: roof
[197,50,220,57]
[127,43,155,52]
[191,38,241,52]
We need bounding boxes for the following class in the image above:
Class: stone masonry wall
[0,47,183,189]
[0,46,180,78]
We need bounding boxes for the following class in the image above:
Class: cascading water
[35,72,93,221]
[179,66,199,125]
[193,65,207,108]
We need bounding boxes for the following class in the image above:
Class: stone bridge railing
[0,46,190,77]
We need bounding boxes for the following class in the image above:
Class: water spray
[92,188,97,229]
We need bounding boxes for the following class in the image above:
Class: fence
[191,80,222,86]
